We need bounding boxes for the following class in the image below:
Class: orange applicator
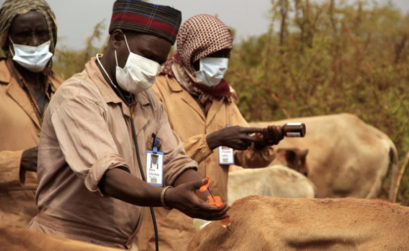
[199,176,231,228]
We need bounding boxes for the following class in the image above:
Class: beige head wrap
[0,0,57,53]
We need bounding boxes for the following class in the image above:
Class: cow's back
[250,113,398,199]
[188,196,409,251]
[227,165,315,205]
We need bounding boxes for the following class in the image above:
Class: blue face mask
[194,57,229,87]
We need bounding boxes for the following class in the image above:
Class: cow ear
[285,149,296,163]
[300,149,309,160]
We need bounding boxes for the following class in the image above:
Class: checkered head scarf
[176,14,233,73]
[0,0,58,53]
[160,14,236,107]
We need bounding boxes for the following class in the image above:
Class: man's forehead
[128,33,171,63]
[10,11,48,32]
[13,10,46,24]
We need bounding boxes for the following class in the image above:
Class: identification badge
[146,150,164,186]
[218,146,234,165]
[146,134,164,186]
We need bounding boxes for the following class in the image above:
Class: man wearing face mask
[29,1,228,249]
[138,14,283,251]
[0,0,62,228]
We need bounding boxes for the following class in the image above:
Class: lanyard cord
[96,55,160,251]
[129,117,159,251]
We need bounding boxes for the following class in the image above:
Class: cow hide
[188,196,409,251]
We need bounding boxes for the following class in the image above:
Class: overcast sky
[0,0,408,50]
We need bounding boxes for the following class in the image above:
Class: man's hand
[206,126,263,150]
[254,125,284,149]
[165,178,229,220]
[21,147,38,172]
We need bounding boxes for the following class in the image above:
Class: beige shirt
[0,59,61,228]
[29,58,197,249]
[137,65,275,251]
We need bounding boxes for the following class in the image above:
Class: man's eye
[38,30,49,38]
[15,32,30,39]
[38,30,48,35]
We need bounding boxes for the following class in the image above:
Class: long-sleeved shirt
[0,59,61,228]
[29,58,197,249]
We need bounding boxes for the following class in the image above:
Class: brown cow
[0,227,123,251]
[188,196,409,251]
[250,113,399,200]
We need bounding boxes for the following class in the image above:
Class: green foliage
[227,0,409,204]
[53,20,107,79]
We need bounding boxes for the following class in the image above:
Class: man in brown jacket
[0,0,62,228]
[29,1,228,250]
[138,14,283,251]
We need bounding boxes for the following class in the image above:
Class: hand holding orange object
[199,176,210,193]
[208,195,224,208]
[208,195,231,227]
[199,176,231,227]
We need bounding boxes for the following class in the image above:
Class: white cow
[250,113,399,200]
[227,165,315,205]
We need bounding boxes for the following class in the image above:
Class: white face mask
[115,35,160,95]
[10,40,53,73]
[194,57,229,87]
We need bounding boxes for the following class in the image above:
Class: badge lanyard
[146,134,164,186]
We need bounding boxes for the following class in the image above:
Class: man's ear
[111,29,124,50]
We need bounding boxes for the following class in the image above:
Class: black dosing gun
[282,122,306,137]
[257,122,306,146]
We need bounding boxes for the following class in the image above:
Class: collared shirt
[0,58,62,228]
[30,57,197,249]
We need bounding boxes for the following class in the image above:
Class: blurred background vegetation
[52,0,409,205]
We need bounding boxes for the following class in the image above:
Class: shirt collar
[168,63,186,92]
[0,60,11,84]
[0,59,58,95]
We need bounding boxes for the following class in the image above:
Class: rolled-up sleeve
[182,134,213,164]
[50,96,129,195]
[0,150,24,187]
[156,104,198,186]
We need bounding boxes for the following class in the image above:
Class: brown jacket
[153,74,275,201]
[0,59,61,228]
[29,58,197,249]
[137,67,275,251]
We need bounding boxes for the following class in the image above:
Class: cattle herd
[3,113,408,250]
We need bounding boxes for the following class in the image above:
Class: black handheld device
[282,122,306,137]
